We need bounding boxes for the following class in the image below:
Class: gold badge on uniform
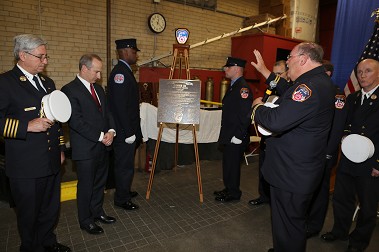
[371,94,377,100]
[24,107,36,111]
[20,76,27,81]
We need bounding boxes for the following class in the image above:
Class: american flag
[344,9,379,96]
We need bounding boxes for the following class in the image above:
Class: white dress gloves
[231,136,242,144]
[125,134,136,144]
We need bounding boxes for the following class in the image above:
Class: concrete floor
[0,156,378,252]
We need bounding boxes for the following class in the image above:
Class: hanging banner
[290,0,318,42]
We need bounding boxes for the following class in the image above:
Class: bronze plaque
[158,79,201,124]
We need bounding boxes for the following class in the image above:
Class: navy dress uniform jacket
[253,66,335,194]
[338,88,379,177]
[218,77,253,144]
[0,66,65,179]
[107,61,142,143]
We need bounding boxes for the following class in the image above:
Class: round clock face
[148,13,166,33]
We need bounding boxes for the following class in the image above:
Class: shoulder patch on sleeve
[335,94,346,109]
[292,84,312,102]
[114,74,125,84]
[240,87,249,99]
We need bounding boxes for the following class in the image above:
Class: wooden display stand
[169,44,190,80]
[146,44,204,203]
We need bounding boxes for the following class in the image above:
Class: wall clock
[148,13,166,34]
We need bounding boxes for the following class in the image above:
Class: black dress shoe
[130,191,138,198]
[44,242,71,252]
[321,232,338,242]
[346,245,363,252]
[248,198,268,206]
[306,230,320,239]
[94,215,116,224]
[80,223,104,235]
[215,194,240,202]
[115,200,139,210]
[320,232,348,242]
[268,248,275,252]
[213,188,228,197]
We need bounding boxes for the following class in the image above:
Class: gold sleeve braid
[3,118,19,138]
[251,104,264,121]
[59,135,65,146]
[274,75,281,84]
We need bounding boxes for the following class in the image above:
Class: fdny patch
[114,74,124,84]
[292,84,312,102]
[240,88,249,99]
[335,94,346,109]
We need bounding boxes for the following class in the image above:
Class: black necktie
[362,94,368,105]
[33,76,46,94]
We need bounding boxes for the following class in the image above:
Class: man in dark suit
[214,57,253,202]
[321,58,379,252]
[0,34,71,252]
[251,42,335,252]
[61,54,116,235]
[108,39,142,210]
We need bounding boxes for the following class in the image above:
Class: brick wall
[0,0,258,88]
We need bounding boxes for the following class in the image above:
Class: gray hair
[297,42,324,64]
[79,54,102,70]
[13,34,47,61]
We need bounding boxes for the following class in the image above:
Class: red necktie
[90,84,102,111]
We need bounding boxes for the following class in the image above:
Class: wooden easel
[170,44,190,169]
[146,44,204,202]
[169,44,190,80]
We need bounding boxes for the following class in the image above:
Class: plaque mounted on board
[157,79,201,124]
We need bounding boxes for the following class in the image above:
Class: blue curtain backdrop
[331,0,379,88]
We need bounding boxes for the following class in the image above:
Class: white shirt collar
[16,64,42,91]
[362,84,379,98]
[77,74,101,104]
[17,64,34,79]
[77,74,91,92]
